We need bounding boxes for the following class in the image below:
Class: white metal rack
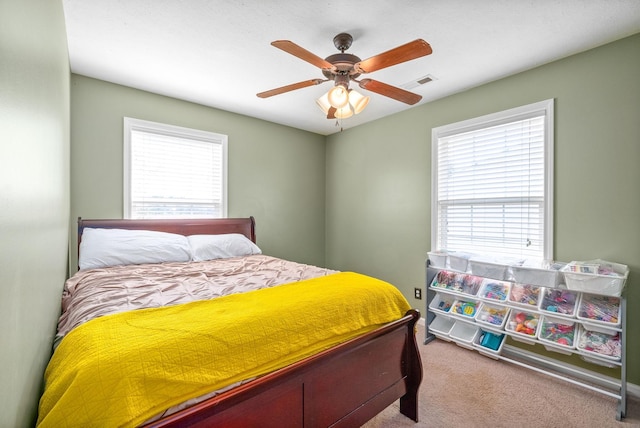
[424,264,628,421]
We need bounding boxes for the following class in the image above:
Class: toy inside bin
[506,310,540,342]
[430,270,482,296]
[450,299,479,318]
[508,283,543,308]
[538,315,576,351]
[473,330,506,359]
[576,324,621,361]
[539,288,578,318]
[428,294,455,314]
[475,303,509,329]
[577,293,621,328]
[478,279,510,302]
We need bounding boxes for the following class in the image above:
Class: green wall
[2,7,636,424]
[326,34,640,385]
[0,0,70,426]
[70,75,327,272]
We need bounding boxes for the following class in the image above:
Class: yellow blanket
[37,272,411,427]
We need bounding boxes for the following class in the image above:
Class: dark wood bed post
[400,309,423,421]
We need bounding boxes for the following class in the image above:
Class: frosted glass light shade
[333,105,353,119]
[327,85,349,108]
[316,93,331,114]
[348,90,370,114]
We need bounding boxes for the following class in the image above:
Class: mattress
[55,254,337,347]
[38,256,411,427]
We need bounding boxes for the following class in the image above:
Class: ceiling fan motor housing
[324,33,362,82]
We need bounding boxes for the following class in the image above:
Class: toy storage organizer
[424,259,629,421]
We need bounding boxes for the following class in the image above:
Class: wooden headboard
[78,216,256,248]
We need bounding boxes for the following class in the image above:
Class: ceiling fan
[257,33,432,119]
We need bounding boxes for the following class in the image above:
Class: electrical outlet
[414,288,422,300]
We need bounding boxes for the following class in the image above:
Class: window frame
[431,99,554,261]
[123,117,228,219]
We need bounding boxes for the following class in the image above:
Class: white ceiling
[62,1,640,135]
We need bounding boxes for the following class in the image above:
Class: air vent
[402,74,437,90]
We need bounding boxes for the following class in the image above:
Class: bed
[37,217,422,427]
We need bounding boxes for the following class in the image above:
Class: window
[124,117,227,219]
[431,99,554,261]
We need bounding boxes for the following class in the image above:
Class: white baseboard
[627,382,640,399]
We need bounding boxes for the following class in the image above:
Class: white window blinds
[432,99,554,261]
[124,118,227,219]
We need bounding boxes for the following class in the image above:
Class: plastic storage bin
[430,271,482,296]
[458,274,483,296]
[508,283,543,308]
[505,310,541,344]
[449,321,480,350]
[448,251,472,272]
[429,294,455,315]
[510,263,564,288]
[561,260,629,297]
[430,270,457,291]
[477,279,511,302]
[469,257,508,280]
[577,293,621,328]
[537,315,576,354]
[427,251,447,268]
[539,288,578,318]
[475,303,510,329]
[429,315,455,341]
[473,330,506,359]
[576,324,621,362]
[450,299,480,319]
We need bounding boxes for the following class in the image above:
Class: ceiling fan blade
[358,79,422,105]
[257,79,325,98]
[327,107,336,119]
[271,40,335,71]
[355,39,432,74]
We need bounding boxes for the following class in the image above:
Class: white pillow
[188,233,261,261]
[79,228,192,270]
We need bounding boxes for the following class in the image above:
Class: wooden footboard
[146,309,423,428]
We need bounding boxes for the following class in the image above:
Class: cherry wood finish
[146,310,422,428]
[75,217,422,427]
[78,216,256,245]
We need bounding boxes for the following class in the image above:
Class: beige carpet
[363,325,640,428]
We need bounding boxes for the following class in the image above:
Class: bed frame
[77,217,422,427]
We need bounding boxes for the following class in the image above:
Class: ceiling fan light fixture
[327,84,349,108]
[333,105,353,119]
[316,92,331,114]
[348,90,370,114]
